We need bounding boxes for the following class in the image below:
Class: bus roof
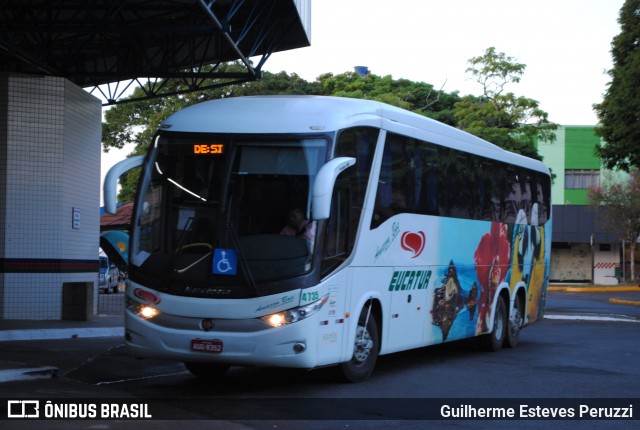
[160,96,550,174]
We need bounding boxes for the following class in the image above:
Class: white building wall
[550,244,592,282]
[0,73,101,319]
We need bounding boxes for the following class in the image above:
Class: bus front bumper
[124,309,320,369]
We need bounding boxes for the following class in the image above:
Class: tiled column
[0,73,101,320]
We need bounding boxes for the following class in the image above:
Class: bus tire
[505,294,524,348]
[184,362,230,378]
[478,296,507,352]
[339,306,379,383]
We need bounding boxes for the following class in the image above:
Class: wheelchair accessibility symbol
[213,249,238,275]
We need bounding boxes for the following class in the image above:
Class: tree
[588,170,640,282]
[454,47,557,160]
[103,65,321,200]
[593,0,640,172]
[103,64,319,153]
[103,67,464,200]
[315,72,461,126]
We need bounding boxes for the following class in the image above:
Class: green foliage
[466,47,526,98]
[103,53,556,201]
[103,64,318,152]
[103,64,321,200]
[103,67,465,200]
[454,47,557,161]
[593,0,640,171]
[315,72,461,126]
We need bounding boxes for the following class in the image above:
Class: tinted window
[371,132,551,227]
[322,127,378,275]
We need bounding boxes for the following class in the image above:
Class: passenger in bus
[280,208,316,241]
[280,208,316,258]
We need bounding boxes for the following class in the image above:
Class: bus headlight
[126,298,160,320]
[261,295,328,328]
[139,306,160,319]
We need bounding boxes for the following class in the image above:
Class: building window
[565,170,600,189]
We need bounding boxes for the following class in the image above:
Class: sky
[100,0,625,204]
[265,0,624,125]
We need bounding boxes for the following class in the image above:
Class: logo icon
[400,231,426,258]
[200,319,215,332]
[213,249,237,275]
[7,400,40,418]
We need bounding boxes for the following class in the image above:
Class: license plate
[191,339,223,353]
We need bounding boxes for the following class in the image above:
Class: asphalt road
[546,289,640,319]
[1,289,638,429]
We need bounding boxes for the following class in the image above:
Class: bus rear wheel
[505,294,524,348]
[339,306,379,383]
[184,362,230,378]
[478,296,507,352]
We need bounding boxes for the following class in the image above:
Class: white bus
[104,96,551,382]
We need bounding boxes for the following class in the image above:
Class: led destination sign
[193,144,224,154]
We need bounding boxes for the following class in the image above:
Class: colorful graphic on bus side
[426,217,550,343]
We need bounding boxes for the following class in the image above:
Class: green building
[538,126,603,205]
[536,126,621,285]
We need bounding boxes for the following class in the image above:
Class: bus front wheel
[339,306,379,382]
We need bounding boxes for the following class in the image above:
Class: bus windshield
[130,134,328,297]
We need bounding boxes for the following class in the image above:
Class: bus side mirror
[103,155,145,214]
[312,157,356,220]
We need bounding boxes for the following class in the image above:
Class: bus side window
[321,178,351,275]
[536,173,551,225]
[503,169,520,224]
[371,133,415,228]
[477,161,493,221]
[333,126,377,235]
[520,170,532,224]
[420,146,438,216]
[490,165,509,223]
[366,130,551,227]
[322,127,377,275]
[437,147,457,218]
[449,153,471,219]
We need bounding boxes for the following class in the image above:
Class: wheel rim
[510,301,523,338]
[353,325,374,363]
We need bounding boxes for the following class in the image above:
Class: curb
[0,327,124,342]
[0,363,58,383]
[609,298,640,307]
[548,285,640,307]
[0,327,123,383]
[548,286,640,293]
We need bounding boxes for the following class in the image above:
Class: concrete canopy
[0,0,311,104]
